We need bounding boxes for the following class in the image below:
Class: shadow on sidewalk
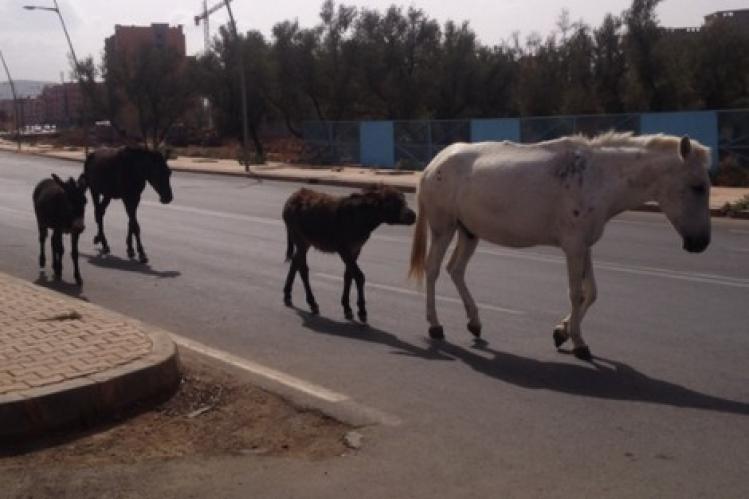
[294,309,453,362]
[82,253,181,279]
[34,272,88,301]
[427,339,749,416]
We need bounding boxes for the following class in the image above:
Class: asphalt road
[2,152,749,498]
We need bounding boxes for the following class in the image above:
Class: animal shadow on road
[34,272,88,301]
[430,339,749,416]
[83,252,181,279]
[294,309,453,362]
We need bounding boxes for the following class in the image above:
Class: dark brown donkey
[84,146,173,263]
[283,185,416,322]
[33,174,88,285]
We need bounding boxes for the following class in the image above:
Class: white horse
[409,132,711,360]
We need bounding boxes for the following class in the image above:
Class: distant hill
[0,80,52,100]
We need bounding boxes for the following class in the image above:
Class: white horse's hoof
[573,346,592,361]
[428,326,444,340]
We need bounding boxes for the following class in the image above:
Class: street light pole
[0,50,22,151]
[223,0,253,174]
[24,1,89,155]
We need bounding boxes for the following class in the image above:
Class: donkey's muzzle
[401,208,417,225]
[160,193,173,204]
[683,235,710,253]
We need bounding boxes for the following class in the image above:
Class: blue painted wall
[640,111,719,168]
[351,111,726,168]
[470,119,521,143]
[360,121,394,167]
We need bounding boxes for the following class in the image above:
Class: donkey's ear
[51,173,64,186]
[679,136,691,161]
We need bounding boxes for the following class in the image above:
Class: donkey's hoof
[467,322,482,338]
[39,258,45,268]
[127,248,136,259]
[573,346,593,361]
[283,296,292,307]
[428,326,445,340]
[358,311,368,323]
[93,235,101,244]
[139,254,149,264]
[310,304,320,315]
[101,246,110,255]
[553,328,569,348]
[75,276,83,286]
[344,309,353,320]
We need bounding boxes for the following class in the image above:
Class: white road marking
[314,272,526,316]
[171,334,349,403]
[729,229,749,235]
[142,201,282,227]
[474,246,749,289]
[15,195,745,289]
[0,205,32,218]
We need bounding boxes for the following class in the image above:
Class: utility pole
[223,0,253,173]
[193,0,253,175]
[23,0,89,155]
[0,50,21,151]
[194,0,234,131]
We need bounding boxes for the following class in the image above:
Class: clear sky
[1,0,746,81]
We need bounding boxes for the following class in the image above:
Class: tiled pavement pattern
[0,274,152,395]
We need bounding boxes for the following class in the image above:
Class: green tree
[593,14,626,113]
[621,0,663,111]
[104,45,197,147]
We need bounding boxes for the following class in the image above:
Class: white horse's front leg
[554,249,597,347]
[447,229,481,337]
[425,229,455,340]
[560,247,595,360]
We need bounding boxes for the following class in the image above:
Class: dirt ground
[0,356,353,469]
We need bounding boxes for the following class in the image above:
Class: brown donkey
[283,185,416,322]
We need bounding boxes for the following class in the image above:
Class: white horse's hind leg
[559,247,595,360]
[425,225,455,340]
[447,228,481,337]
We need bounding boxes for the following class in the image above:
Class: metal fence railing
[718,110,749,167]
[393,120,470,166]
[304,110,749,170]
[301,121,360,164]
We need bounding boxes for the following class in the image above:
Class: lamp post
[223,0,254,175]
[24,1,89,155]
[0,50,22,151]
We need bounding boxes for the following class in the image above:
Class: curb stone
[1,146,747,218]
[0,273,181,442]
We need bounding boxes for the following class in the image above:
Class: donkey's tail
[285,226,294,263]
[408,188,428,284]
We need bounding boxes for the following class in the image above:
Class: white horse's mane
[562,131,710,161]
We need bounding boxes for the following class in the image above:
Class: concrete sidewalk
[1,140,747,216]
[0,272,180,441]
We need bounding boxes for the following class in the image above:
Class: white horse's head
[656,136,711,253]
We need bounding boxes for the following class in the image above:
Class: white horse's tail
[409,186,428,284]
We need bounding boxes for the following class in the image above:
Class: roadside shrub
[395,158,423,171]
[712,156,749,187]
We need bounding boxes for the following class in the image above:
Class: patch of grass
[721,194,749,215]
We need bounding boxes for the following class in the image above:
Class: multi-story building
[705,9,749,28]
[41,82,84,127]
[103,23,189,141]
[105,23,186,61]
[663,8,749,33]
